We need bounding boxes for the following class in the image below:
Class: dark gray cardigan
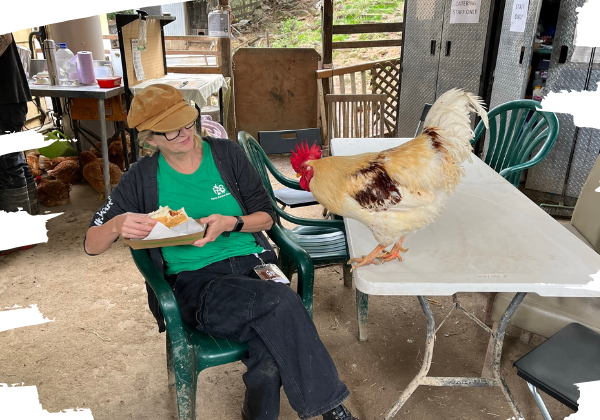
[84,137,276,332]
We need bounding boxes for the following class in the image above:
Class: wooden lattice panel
[370,59,400,137]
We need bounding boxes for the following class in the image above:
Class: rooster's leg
[348,244,388,271]
[378,236,409,264]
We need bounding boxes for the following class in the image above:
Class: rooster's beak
[296,173,302,178]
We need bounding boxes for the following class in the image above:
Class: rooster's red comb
[290,140,321,172]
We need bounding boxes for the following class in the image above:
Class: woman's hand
[112,213,157,239]
[193,214,236,247]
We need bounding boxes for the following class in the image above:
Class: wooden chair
[325,94,387,140]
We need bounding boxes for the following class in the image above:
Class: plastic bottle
[66,55,80,86]
[136,10,149,51]
[55,43,75,86]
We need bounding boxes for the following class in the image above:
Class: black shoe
[241,391,250,420]
[322,404,359,420]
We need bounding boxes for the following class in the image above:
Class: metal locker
[436,0,492,96]
[485,0,544,157]
[525,0,600,198]
[397,0,492,138]
[397,0,446,137]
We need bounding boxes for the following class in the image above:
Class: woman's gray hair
[137,130,158,156]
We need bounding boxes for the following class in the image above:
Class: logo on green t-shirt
[212,183,230,200]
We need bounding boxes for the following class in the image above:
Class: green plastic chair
[471,99,559,188]
[237,132,352,308]
[130,232,317,418]
[130,248,247,420]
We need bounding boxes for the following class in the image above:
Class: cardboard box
[124,220,207,250]
[70,95,128,121]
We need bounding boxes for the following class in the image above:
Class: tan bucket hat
[127,84,198,133]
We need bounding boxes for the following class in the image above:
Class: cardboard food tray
[124,220,207,250]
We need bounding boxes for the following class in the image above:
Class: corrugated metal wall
[140,6,163,16]
[161,2,189,36]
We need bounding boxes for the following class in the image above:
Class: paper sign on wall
[510,0,530,32]
[450,0,481,24]
[131,39,146,82]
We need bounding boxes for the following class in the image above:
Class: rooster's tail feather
[422,88,489,164]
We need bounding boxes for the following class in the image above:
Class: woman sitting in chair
[84,84,358,420]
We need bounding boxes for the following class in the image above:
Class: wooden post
[319,0,334,149]
[219,0,233,78]
[218,0,235,138]
[322,0,333,69]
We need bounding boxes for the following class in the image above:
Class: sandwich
[149,206,189,228]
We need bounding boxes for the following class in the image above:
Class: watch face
[234,216,244,232]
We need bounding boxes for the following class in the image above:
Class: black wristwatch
[232,215,244,232]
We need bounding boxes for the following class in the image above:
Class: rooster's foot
[376,237,408,264]
[348,245,388,272]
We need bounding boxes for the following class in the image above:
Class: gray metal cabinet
[488,0,543,110]
[397,0,492,137]
[489,0,600,199]
[525,0,600,198]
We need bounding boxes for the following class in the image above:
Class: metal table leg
[218,88,224,124]
[130,129,138,163]
[527,382,553,420]
[356,289,369,342]
[73,120,84,180]
[98,99,111,201]
[118,122,130,171]
[384,292,527,420]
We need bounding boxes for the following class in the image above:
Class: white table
[130,73,228,109]
[331,138,600,419]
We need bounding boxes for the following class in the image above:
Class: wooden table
[331,138,600,419]
[29,84,126,200]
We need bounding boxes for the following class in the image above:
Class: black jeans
[0,102,31,189]
[171,251,350,420]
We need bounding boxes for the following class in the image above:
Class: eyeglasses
[152,121,196,141]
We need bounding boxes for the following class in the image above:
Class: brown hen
[92,136,130,170]
[38,156,78,171]
[83,158,123,199]
[35,176,72,207]
[47,159,80,184]
[26,154,43,178]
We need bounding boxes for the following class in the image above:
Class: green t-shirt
[157,141,263,275]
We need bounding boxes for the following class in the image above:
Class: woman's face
[148,122,196,155]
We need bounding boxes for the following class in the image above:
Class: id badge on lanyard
[253,253,290,284]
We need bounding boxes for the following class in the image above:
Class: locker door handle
[430,40,436,55]
[445,41,451,56]
[559,46,568,63]
[519,46,525,64]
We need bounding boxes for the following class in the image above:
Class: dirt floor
[0,154,574,420]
